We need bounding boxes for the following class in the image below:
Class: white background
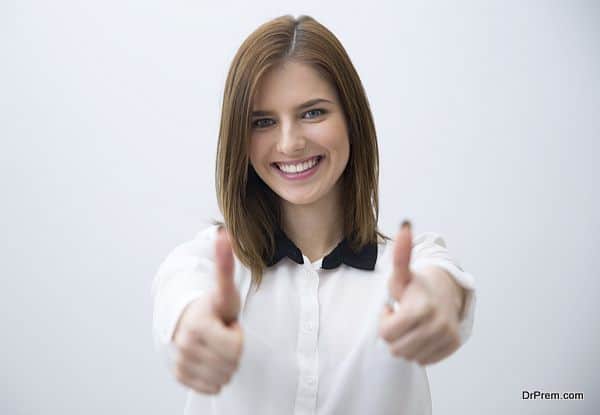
[1,1,598,414]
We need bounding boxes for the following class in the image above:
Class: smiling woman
[152,13,476,415]
[249,61,351,225]
[215,16,384,286]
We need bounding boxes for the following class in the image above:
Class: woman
[152,14,476,414]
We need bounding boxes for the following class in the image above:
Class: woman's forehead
[252,62,337,110]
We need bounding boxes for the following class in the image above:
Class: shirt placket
[293,259,320,415]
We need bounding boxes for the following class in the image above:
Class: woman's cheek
[304,128,335,152]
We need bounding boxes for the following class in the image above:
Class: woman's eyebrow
[251,98,334,117]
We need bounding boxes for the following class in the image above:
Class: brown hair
[213,14,390,290]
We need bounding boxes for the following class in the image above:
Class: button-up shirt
[151,224,476,414]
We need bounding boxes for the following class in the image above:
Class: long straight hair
[213,14,390,290]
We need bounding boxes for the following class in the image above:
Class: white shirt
[151,224,476,415]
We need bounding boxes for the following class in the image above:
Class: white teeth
[277,156,320,174]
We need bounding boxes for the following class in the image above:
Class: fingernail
[400,219,412,231]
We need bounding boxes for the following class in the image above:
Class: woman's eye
[251,109,326,129]
[304,108,326,119]
[252,118,274,129]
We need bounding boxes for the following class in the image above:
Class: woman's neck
[280,181,344,263]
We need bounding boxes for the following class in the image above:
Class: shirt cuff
[152,289,207,371]
[153,288,207,347]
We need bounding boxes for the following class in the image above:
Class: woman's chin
[276,190,320,206]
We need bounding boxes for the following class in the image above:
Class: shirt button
[304,322,314,332]
[306,376,317,386]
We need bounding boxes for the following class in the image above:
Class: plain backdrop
[1,1,598,414]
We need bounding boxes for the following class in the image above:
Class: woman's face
[248,61,350,207]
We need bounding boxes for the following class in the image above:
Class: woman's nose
[276,122,306,155]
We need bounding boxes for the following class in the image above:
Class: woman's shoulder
[375,227,450,259]
[192,221,223,243]
[377,226,448,246]
[159,221,223,266]
[162,220,248,266]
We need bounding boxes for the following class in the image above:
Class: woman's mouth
[271,155,324,181]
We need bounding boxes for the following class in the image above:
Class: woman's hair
[212,14,390,289]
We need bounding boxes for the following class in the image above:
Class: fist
[378,221,464,365]
[171,227,244,394]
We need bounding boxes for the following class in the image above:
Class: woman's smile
[249,61,350,206]
[271,155,325,181]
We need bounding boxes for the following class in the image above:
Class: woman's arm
[379,226,477,365]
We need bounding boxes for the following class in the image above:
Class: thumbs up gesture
[171,227,244,394]
[212,228,241,325]
[378,221,465,365]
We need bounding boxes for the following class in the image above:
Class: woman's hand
[378,222,466,366]
[171,228,244,394]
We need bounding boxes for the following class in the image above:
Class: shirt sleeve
[410,232,476,346]
[151,224,223,359]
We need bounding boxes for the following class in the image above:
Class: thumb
[212,227,240,325]
[389,220,413,301]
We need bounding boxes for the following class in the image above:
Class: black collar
[265,226,378,271]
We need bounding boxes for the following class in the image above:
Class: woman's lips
[272,155,324,181]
